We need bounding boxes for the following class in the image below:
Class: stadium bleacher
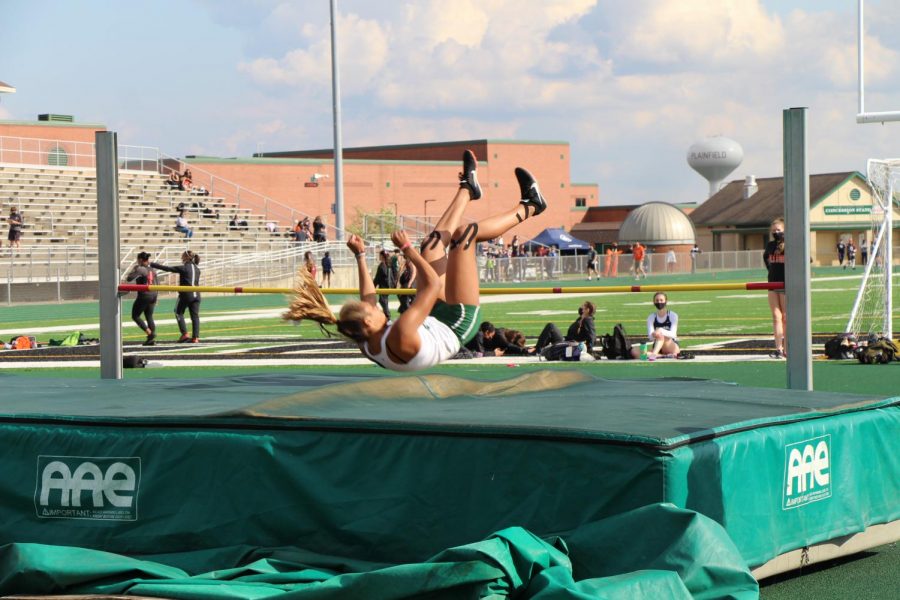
[0,165,302,283]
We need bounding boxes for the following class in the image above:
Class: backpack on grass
[856,338,900,365]
[601,323,633,360]
[824,333,857,360]
[49,332,82,347]
[541,341,582,362]
[8,336,36,350]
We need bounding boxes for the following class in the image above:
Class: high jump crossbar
[118,282,783,296]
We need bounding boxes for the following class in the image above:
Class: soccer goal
[846,159,895,340]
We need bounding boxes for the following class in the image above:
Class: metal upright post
[96,131,123,380]
[330,0,346,239]
[783,108,813,390]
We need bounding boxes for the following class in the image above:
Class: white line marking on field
[507,310,606,316]
[216,344,291,355]
[623,300,711,306]
[0,309,289,336]
[716,294,760,299]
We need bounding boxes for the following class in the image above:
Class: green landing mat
[0,371,897,598]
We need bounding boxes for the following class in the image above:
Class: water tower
[687,136,743,198]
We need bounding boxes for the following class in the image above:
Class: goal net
[845,159,896,341]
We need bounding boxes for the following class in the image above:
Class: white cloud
[237,12,389,94]
[213,0,900,201]
[614,0,785,68]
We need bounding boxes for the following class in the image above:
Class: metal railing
[0,135,353,239]
[125,241,358,289]
[476,250,767,282]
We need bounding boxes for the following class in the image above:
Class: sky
[2,0,900,206]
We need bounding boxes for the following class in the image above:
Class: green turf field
[3,266,897,345]
[2,265,899,599]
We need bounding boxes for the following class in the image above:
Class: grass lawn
[4,266,897,346]
[2,266,898,599]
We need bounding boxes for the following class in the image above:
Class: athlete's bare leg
[445,168,546,306]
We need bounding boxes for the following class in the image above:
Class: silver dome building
[618,202,696,251]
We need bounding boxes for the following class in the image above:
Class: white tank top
[363,316,461,371]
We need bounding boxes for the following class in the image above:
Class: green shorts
[429,301,482,345]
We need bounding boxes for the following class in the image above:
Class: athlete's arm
[647,313,655,339]
[386,230,441,358]
[346,235,377,306]
[150,262,179,274]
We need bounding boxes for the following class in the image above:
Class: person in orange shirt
[604,242,621,277]
[632,242,647,280]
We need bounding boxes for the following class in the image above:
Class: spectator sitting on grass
[533,301,597,354]
[630,291,680,360]
[465,321,533,357]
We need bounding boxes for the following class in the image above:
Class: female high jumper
[284,150,547,371]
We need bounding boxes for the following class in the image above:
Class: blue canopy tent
[524,228,593,254]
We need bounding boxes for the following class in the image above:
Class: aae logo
[782,435,831,510]
[34,456,141,521]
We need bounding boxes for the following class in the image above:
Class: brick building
[186,139,599,240]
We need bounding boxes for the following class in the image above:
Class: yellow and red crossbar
[118,282,784,296]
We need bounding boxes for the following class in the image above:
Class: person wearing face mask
[764,217,786,358]
[631,291,679,360]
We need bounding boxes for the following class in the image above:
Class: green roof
[184,156,461,167]
[259,139,570,159]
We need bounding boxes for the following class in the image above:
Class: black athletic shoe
[515,167,546,216]
[459,149,482,200]
[177,334,191,343]
[142,338,156,347]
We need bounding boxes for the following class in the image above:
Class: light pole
[330,0,345,239]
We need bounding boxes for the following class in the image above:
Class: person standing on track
[632,242,647,279]
[6,206,23,250]
[690,243,701,274]
[126,251,159,346]
[764,218,786,359]
[586,247,598,280]
[283,149,548,371]
[846,240,856,270]
[373,249,396,319]
[321,251,333,287]
[604,242,621,278]
[152,250,202,343]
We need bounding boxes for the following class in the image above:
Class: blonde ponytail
[283,266,337,335]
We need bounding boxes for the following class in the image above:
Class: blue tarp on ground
[525,228,593,251]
